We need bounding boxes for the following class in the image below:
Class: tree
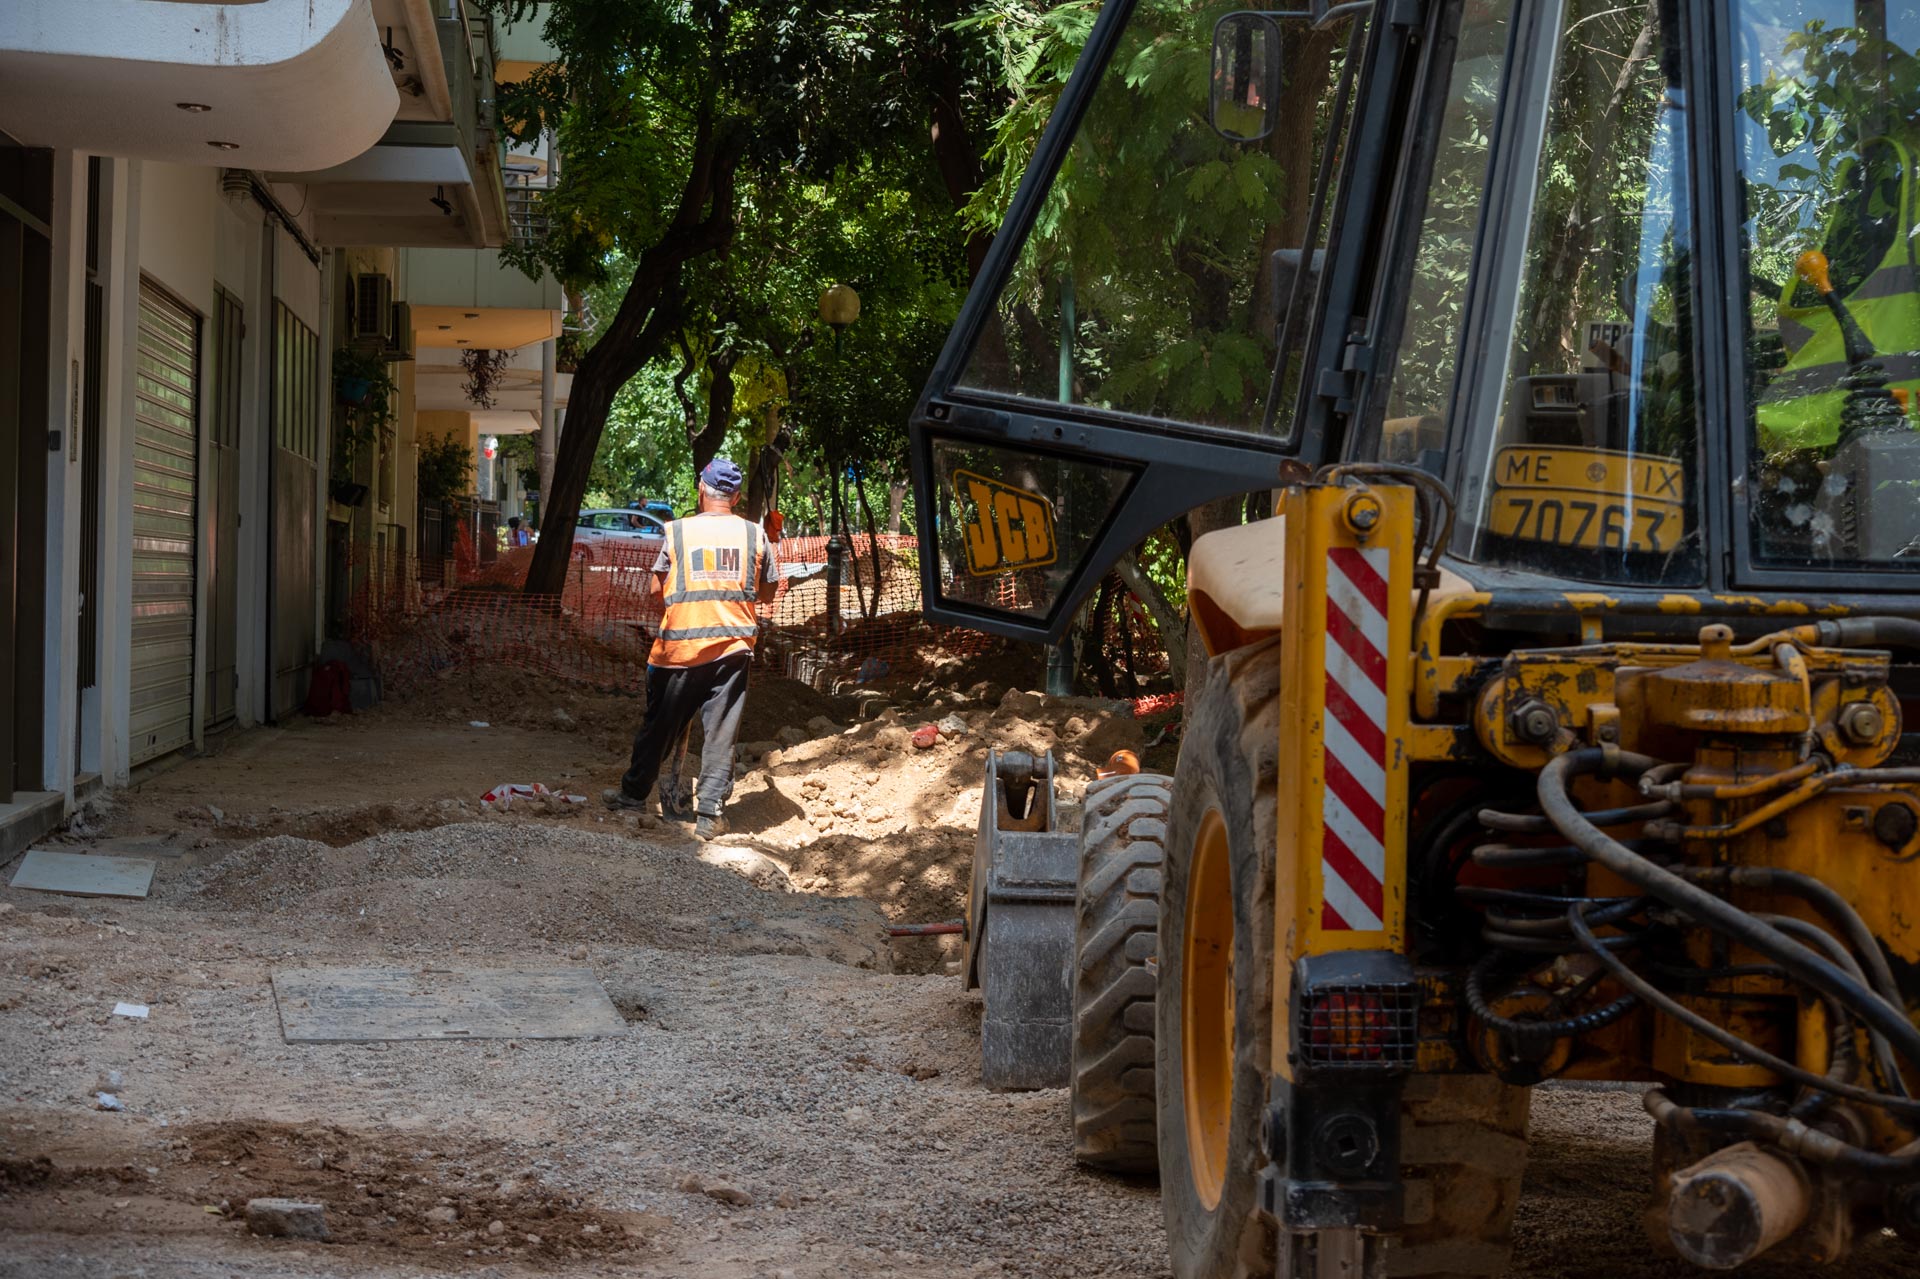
[485,0,941,596]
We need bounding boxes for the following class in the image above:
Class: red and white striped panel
[1320,545,1390,932]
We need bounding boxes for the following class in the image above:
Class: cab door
[909,0,1469,642]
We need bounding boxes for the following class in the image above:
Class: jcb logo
[954,469,1057,577]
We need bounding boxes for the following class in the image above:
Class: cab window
[1455,0,1702,585]
[1377,0,1513,469]
[955,0,1364,440]
[1737,0,1920,567]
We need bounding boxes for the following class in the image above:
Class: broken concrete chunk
[703,1182,752,1207]
[245,1197,330,1241]
[776,726,809,746]
[805,715,843,736]
[425,1205,458,1226]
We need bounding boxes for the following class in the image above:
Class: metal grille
[1297,984,1418,1070]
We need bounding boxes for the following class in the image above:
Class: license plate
[1487,491,1683,553]
[1488,446,1685,554]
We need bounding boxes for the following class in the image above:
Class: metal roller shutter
[130,279,199,765]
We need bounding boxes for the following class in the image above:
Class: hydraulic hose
[1567,905,1920,1117]
[1645,1086,1920,1178]
[1477,800,1676,834]
[1814,616,1920,651]
[1755,913,1861,1117]
[1686,864,1911,1099]
[1465,949,1639,1044]
[1539,749,1920,1073]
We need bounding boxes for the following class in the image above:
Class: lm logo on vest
[689,546,743,579]
[952,469,1057,577]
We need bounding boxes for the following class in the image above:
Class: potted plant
[331,346,399,499]
[460,347,512,410]
[334,345,392,410]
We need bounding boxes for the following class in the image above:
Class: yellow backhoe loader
[909,1,1920,1274]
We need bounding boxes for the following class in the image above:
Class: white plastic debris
[469,720,491,728]
[96,1092,124,1111]
[112,1002,149,1020]
[479,782,588,812]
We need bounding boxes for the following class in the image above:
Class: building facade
[0,0,563,849]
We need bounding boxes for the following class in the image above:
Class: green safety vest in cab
[1756,136,1920,450]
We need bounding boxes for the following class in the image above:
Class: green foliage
[1739,20,1920,300]
[331,345,398,478]
[417,432,475,506]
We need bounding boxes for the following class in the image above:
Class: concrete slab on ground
[271,965,628,1042]
[9,848,156,898]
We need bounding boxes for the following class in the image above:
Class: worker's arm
[756,532,781,605]
[648,536,672,617]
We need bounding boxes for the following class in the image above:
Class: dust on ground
[5,665,1913,1278]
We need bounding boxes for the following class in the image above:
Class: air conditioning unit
[384,301,415,362]
[352,272,393,344]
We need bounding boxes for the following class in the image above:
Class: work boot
[601,787,648,811]
[694,812,729,841]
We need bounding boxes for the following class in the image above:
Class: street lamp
[817,284,860,637]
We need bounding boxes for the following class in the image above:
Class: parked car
[572,508,666,565]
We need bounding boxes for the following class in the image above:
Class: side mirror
[1210,12,1281,143]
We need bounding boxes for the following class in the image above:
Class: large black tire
[1157,637,1281,1279]
[1072,771,1174,1173]
[1387,1075,1531,1278]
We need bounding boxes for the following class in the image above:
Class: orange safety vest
[649,513,767,667]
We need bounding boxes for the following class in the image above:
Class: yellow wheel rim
[1182,806,1235,1211]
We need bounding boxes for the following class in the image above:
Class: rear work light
[1294,953,1419,1073]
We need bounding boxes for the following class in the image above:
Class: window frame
[1714,0,1920,595]
[909,0,1461,642]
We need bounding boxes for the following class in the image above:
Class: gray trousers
[621,653,751,817]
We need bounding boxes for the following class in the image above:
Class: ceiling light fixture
[463,312,478,319]
[437,324,452,331]
[429,185,453,216]
[177,102,212,113]
[206,140,240,150]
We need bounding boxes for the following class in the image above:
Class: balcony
[268,3,511,249]
[0,0,396,168]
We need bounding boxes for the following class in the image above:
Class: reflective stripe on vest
[1758,136,1920,449]
[650,515,764,666]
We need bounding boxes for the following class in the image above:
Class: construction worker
[602,457,779,839]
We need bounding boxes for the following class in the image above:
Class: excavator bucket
[966,750,1077,1090]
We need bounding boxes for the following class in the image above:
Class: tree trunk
[1115,554,1188,691]
[690,347,737,474]
[521,115,747,598]
[743,416,787,522]
[854,467,883,620]
[886,477,907,535]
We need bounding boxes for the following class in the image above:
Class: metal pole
[537,337,556,524]
[826,470,844,638]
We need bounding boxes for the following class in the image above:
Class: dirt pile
[709,683,1149,971]
[177,823,892,969]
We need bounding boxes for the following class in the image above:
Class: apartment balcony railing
[505,180,552,253]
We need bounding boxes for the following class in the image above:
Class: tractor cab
[910,0,1920,642]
